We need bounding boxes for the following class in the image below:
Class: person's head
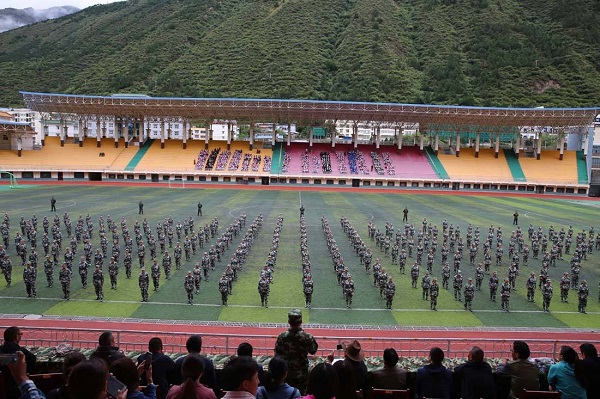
[512,341,531,360]
[237,342,253,357]
[579,343,598,359]
[62,351,86,379]
[98,331,115,347]
[383,348,399,367]
[469,346,484,362]
[429,347,444,365]
[3,326,22,343]
[263,356,289,391]
[185,335,202,354]
[221,356,259,395]
[68,358,108,399]
[288,309,302,328]
[560,346,578,364]
[148,337,163,353]
[306,362,338,399]
[109,357,140,391]
[181,353,205,381]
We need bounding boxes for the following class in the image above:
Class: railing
[10,326,599,360]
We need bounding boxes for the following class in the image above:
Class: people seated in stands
[173,335,220,397]
[547,345,587,399]
[263,155,272,172]
[256,356,300,399]
[195,150,209,170]
[228,150,243,171]
[137,337,176,399]
[237,342,265,386]
[220,356,260,399]
[69,358,124,399]
[89,331,125,366]
[303,363,338,399]
[47,351,86,399]
[332,340,369,399]
[0,326,37,399]
[166,354,216,399]
[6,351,45,399]
[453,346,496,399]
[110,357,156,399]
[281,153,291,173]
[495,341,539,398]
[580,343,600,399]
[204,148,220,171]
[414,347,452,399]
[369,348,407,390]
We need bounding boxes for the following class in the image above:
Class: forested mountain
[0,0,598,108]
[0,6,79,33]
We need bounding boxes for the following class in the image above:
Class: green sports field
[0,184,598,328]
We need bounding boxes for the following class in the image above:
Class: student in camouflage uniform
[560,272,570,303]
[23,262,36,298]
[43,255,53,288]
[193,262,202,294]
[577,280,588,314]
[430,277,439,311]
[542,279,553,312]
[464,278,475,311]
[93,265,104,301]
[59,262,72,300]
[274,309,318,394]
[344,275,355,309]
[500,277,511,312]
[526,272,536,302]
[421,271,431,300]
[108,257,119,289]
[258,275,270,307]
[139,267,149,302]
[219,272,229,306]
[184,271,195,305]
[489,271,499,301]
[384,276,395,310]
[410,263,419,289]
[303,274,313,309]
[151,260,161,291]
[162,251,172,280]
[453,270,463,302]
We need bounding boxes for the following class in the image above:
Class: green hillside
[0,0,599,107]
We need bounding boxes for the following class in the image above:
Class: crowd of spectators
[335,151,347,174]
[281,153,291,173]
[251,155,262,172]
[262,156,271,172]
[204,148,220,171]
[214,150,232,171]
[227,150,243,171]
[320,152,332,173]
[195,150,209,170]
[2,325,598,399]
[301,152,310,173]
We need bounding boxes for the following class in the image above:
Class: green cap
[288,309,302,325]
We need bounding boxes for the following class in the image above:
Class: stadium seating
[438,148,513,182]
[521,390,561,398]
[370,389,410,399]
[519,150,579,184]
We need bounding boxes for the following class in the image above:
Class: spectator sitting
[173,335,220,397]
[110,357,156,399]
[166,354,216,399]
[257,356,300,399]
[369,348,407,390]
[47,351,86,399]
[332,340,369,399]
[68,358,121,399]
[548,345,587,399]
[237,342,266,386]
[579,343,600,399]
[495,341,539,399]
[138,337,176,399]
[0,326,38,399]
[6,351,45,399]
[415,347,453,399]
[454,346,496,399]
[89,331,125,366]
[302,363,338,399]
[220,356,260,399]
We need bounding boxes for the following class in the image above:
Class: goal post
[168,177,186,188]
[0,170,20,189]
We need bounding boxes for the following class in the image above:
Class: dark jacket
[89,344,125,366]
[0,341,37,399]
[369,365,408,390]
[453,360,497,399]
[581,355,600,399]
[415,363,452,399]
[138,351,176,399]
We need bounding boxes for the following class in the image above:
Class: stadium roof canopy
[20,91,599,129]
[0,119,35,134]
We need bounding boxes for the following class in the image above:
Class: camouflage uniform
[577,281,588,314]
[151,261,160,291]
[23,263,37,298]
[258,276,270,307]
[526,273,536,302]
[384,278,395,310]
[542,281,553,312]
[59,264,72,300]
[93,266,104,301]
[184,273,195,304]
[303,277,314,308]
[429,279,439,311]
[274,310,318,394]
[219,274,229,305]
[463,280,475,311]
[139,269,149,302]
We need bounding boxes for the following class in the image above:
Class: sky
[2,0,122,9]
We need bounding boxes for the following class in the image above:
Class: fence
[10,325,599,360]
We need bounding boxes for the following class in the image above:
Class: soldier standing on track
[184,271,195,305]
[542,279,553,312]
[500,277,511,312]
[513,210,519,225]
[219,272,229,306]
[139,267,149,302]
[274,309,319,395]
[489,271,499,302]
[258,274,270,307]
[430,277,439,311]
[526,272,536,302]
[59,262,72,300]
[464,278,475,311]
[384,276,395,310]
[303,274,313,309]
[577,280,588,314]
[93,264,104,301]
[151,259,160,292]
[23,262,36,298]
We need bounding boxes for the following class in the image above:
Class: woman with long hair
[548,345,587,399]
[166,354,216,399]
[257,356,300,399]
[302,363,338,399]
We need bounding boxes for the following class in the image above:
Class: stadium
[1,91,599,398]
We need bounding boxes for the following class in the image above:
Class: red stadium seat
[0,371,6,399]
[521,390,561,399]
[371,388,410,399]
[28,373,65,394]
